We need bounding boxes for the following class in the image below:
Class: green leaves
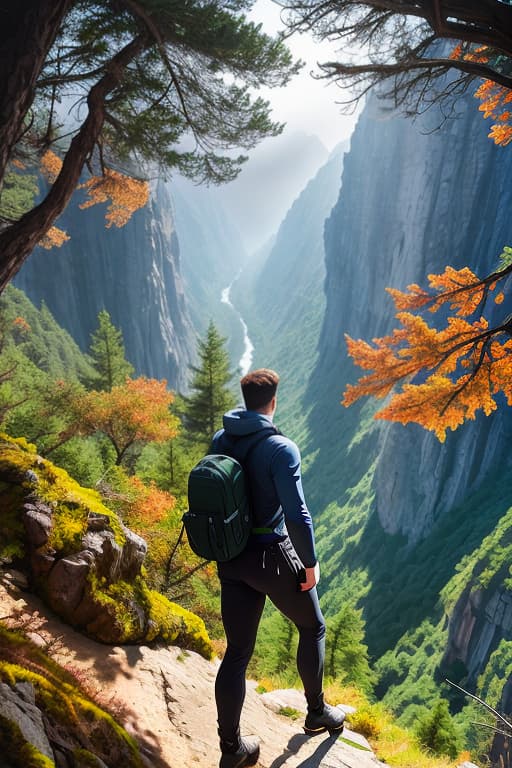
[38,0,299,184]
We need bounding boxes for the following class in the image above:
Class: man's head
[240,368,279,414]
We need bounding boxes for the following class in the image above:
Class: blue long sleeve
[270,440,317,568]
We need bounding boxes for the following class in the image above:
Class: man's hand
[300,562,320,591]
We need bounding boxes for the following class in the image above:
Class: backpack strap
[226,427,280,535]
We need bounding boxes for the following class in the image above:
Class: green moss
[0,433,126,564]
[88,573,214,655]
[144,586,214,658]
[0,434,213,656]
[277,706,301,720]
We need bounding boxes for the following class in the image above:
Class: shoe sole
[219,747,260,768]
[303,723,345,736]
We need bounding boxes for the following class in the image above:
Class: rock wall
[313,94,512,541]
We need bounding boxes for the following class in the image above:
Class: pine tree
[325,605,376,694]
[416,699,460,759]
[88,310,133,391]
[184,322,236,444]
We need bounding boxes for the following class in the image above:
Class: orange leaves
[79,169,150,227]
[448,44,512,146]
[343,260,512,441]
[38,225,70,250]
[386,267,485,318]
[473,79,512,146]
[123,475,176,530]
[76,377,179,464]
[40,150,63,183]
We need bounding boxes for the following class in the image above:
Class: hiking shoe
[219,735,260,768]
[304,702,345,735]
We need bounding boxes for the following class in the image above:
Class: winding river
[221,279,254,375]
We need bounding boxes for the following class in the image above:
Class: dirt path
[1,580,385,768]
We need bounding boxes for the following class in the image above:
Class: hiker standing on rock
[212,368,345,768]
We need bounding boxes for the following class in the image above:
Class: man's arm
[271,439,318,576]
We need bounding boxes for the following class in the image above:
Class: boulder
[0,681,54,762]
[45,553,91,617]
[22,502,53,548]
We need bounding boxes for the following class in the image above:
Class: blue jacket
[212,408,317,568]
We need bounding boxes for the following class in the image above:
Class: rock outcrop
[0,583,386,768]
[0,433,211,656]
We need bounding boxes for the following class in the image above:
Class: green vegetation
[416,700,460,759]
[86,309,134,390]
[182,321,237,447]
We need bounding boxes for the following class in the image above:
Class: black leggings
[215,540,326,740]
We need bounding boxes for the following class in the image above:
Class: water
[221,279,254,375]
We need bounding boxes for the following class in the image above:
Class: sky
[248,0,360,151]
[207,0,361,254]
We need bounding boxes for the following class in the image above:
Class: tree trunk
[0,0,72,188]
[0,33,148,294]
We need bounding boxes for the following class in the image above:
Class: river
[221,279,254,375]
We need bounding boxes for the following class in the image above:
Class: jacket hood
[222,408,274,436]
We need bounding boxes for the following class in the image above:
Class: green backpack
[183,430,275,562]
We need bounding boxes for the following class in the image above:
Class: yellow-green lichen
[0,434,126,563]
[87,573,214,655]
[144,586,213,658]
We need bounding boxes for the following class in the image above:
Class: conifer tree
[416,699,460,759]
[325,605,376,694]
[88,310,133,391]
[184,322,236,444]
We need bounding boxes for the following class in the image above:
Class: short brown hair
[240,368,279,411]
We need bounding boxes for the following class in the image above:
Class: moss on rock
[0,433,213,657]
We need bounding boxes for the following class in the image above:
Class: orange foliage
[343,262,512,441]
[38,225,70,250]
[474,79,512,146]
[448,44,512,145]
[40,150,63,183]
[77,377,179,463]
[12,316,31,334]
[79,169,150,227]
[123,475,176,530]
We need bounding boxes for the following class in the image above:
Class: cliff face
[15,180,196,392]
[312,95,512,542]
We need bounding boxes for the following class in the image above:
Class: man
[212,368,345,768]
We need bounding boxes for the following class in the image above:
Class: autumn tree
[88,309,134,391]
[75,377,179,466]
[343,250,512,440]
[0,1,299,291]
[275,2,512,434]
[183,322,236,445]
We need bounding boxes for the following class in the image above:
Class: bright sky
[249,0,360,150]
